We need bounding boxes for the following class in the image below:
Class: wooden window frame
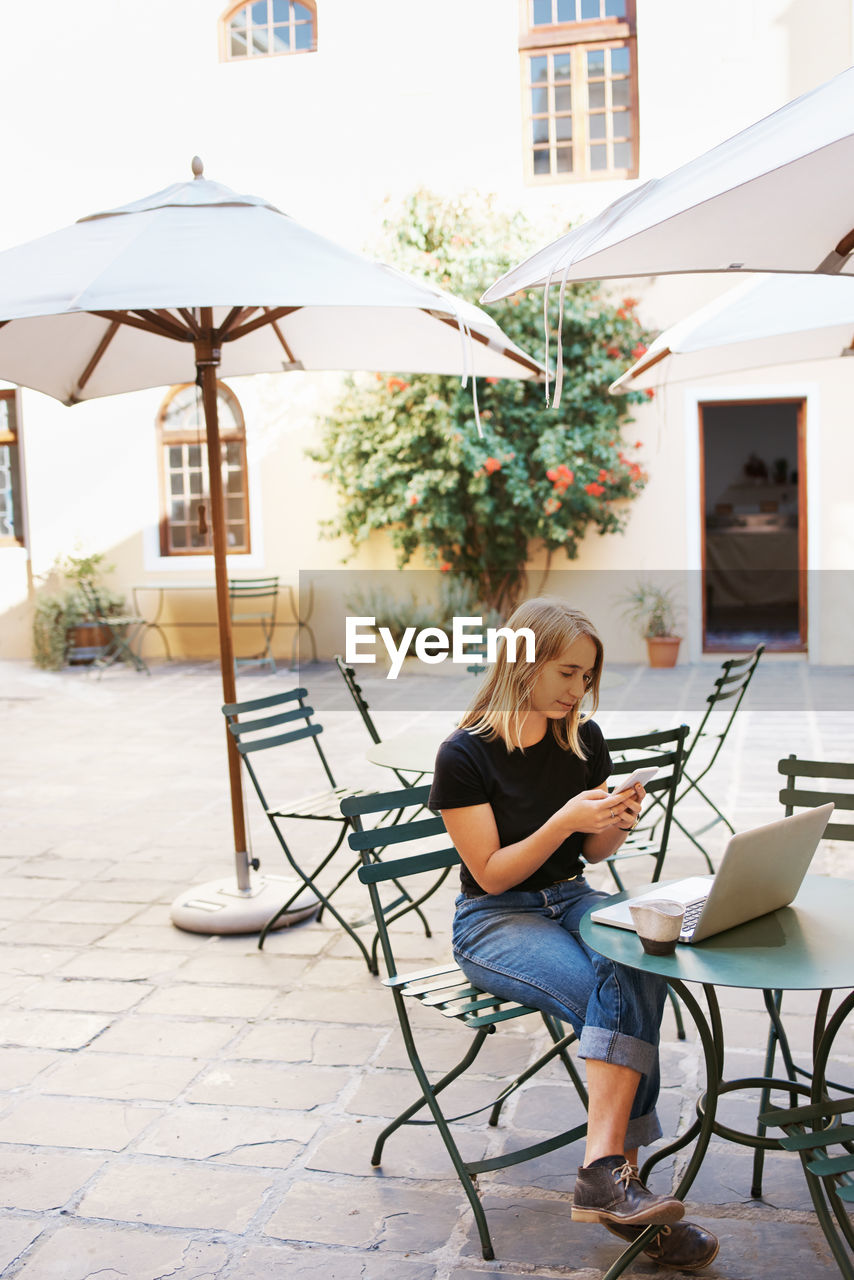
[519,0,638,183]
[0,390,24,548]
[156,382,251,559]
[219,0,317,62]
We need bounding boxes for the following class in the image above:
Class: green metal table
[580,875,854,1279]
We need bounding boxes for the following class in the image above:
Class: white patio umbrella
[482,65,854,301]
[0,158,541,933]
[610,273,854,391]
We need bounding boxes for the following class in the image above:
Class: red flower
[598,469,609,482]
[484,456,502,474]
[645,388,655,400]
[632,343,647,359]
[547,462,574,494]
[615,309,627,320]
[387,377,409,393]
[585,481,606,497]
[486,376,500,384]
[622,296,639,310]
[634,440,643,448]
[407,492,419,506]
[440,562,451,572]
[544,496,562,515]
[606,345,621,358]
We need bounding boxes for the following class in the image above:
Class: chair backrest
[77,578,108,620]
[684,644,765,771]
[334,654,381,744]
[778,755,854,843]
[228,575,279,621]
[607,724,689,869]
[343,785,458,977]
[222,687,335,809]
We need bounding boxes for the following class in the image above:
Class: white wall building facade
[1,0,852,664]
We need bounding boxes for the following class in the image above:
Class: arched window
[156,382,250,556]
[222,0,317,60]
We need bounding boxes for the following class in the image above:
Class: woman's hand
[616,783,645,830]
[580,783,646,862]
[560,785,638,835]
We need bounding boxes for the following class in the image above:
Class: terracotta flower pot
[646,635,681,668]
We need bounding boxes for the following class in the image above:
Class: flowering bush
[310,191,651,612]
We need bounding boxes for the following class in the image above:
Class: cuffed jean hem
[579,1025,658,1078]
[625,1109,663,1149]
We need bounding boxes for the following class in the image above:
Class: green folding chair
[343,783,590,1262]
[662,645,765,870]
[752,755,854,1199]
[229,575,278,674]
[333,654,428,790]
[222,688,438,971]
[760,988,854,1280]
[77,580,149,674]
[602,725,690,893]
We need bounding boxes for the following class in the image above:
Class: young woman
[429,597,718,1271]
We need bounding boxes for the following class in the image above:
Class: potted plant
[32,553,127,670]
[620,582,683,668]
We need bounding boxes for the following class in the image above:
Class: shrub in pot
[32,553,127,670]
[620,582,683,667]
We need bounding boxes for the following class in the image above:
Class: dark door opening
[701,400,806,652]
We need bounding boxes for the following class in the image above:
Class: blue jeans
[452,877,667,1149]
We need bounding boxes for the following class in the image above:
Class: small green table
[580,875,854,1279]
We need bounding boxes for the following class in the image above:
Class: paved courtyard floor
[0,654,852,1279]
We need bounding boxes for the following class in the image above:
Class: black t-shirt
[429,720,612,896]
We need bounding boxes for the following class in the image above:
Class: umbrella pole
[195,341,251,890]
[170,330,320,935]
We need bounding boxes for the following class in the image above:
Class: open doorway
[700,400,806,652]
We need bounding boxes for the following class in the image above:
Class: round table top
[580,875,854,991]
[366,728,453,775]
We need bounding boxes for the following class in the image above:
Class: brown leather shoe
[603,1220,720,1271]
[572,1157,685,1226]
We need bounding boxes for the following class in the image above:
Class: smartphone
[610,765,659,795]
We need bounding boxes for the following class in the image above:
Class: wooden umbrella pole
[196,326,251,890]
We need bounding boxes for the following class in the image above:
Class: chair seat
[269,785,364,820]
[106,614,145,627]
[385,961,539,1029]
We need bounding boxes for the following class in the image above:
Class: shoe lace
[612,1160,644,1190]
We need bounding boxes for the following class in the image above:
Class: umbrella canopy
[610,274,854,391]
[0,169,540,399]
[0,159,540,925]
[482,66,854,301]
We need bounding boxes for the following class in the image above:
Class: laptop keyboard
[680,897,708,938]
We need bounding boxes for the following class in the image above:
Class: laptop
[590,802,835,944]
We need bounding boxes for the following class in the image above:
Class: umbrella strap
[551,269,569,411]
[452,309,483,438]
[543,263,556,407]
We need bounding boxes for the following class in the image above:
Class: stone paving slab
[0,657,852,1279]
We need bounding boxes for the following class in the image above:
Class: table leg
[132,587,172,659]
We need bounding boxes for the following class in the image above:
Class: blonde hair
[459,597,603,756]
